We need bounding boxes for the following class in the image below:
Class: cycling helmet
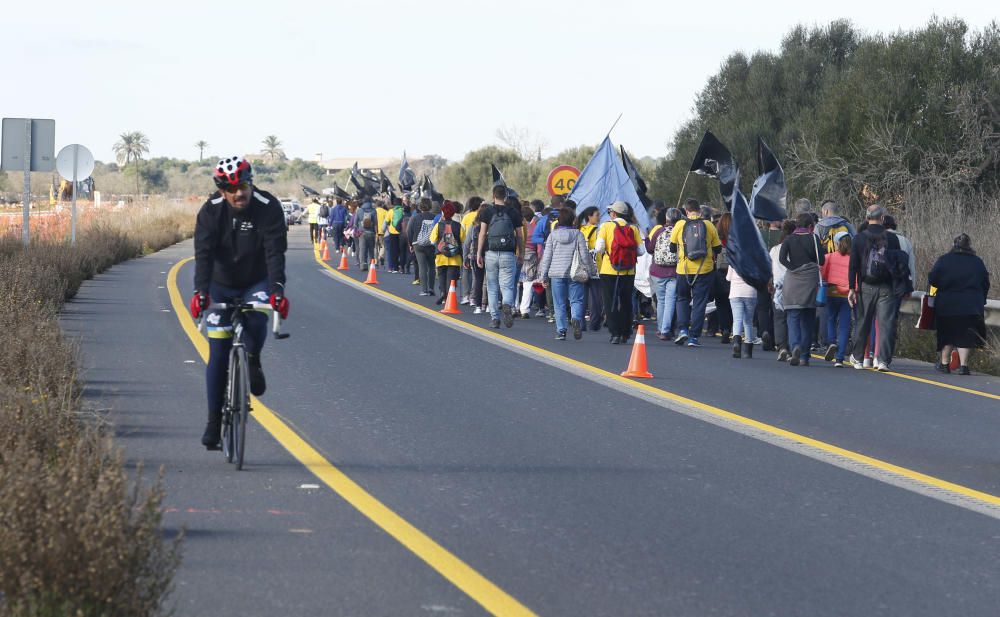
[213,156,253,189]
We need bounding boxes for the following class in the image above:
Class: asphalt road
[62,226,1000,616]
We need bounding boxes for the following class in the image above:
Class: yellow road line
[315,252,1000,511]
[805,353,1000,401]
[167,258,537,617]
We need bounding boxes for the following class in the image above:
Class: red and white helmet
[213,155,253,189]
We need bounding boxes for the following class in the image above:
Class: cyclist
[189,155,290,450]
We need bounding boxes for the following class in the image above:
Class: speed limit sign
[546,165,580,197]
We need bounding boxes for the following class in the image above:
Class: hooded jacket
[539,227,593,280]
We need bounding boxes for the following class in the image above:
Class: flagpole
[674,171,691,208]
[605,113,623,137]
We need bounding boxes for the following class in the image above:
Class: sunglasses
[222,182,251,194]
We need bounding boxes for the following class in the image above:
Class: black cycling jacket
[194,188,287,294]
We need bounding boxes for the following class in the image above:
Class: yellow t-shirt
[461,210,478,233]
[579,223,604,272]
[597,219,643,276]
[429,219,466,267]
[669,216,721,275]
[306,202,320,224]
[375,208,387,236]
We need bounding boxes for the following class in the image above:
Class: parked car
[280,199,303,225]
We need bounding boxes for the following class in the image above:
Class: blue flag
[726,169,772,289]
[568,136,651,232]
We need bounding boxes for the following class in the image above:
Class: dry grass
[0,199,195,616]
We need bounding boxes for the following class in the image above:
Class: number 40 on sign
[546,165,580,197]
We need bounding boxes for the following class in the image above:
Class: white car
[280,199,304,225]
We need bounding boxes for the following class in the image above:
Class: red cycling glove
[269,293,289,319]
[189,292,209,319]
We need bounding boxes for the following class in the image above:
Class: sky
[3,0,997,165]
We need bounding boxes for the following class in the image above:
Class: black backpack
[487,207,516,251]
[318,204,330,219]
[864,231,888,281]
[681,219,708,261]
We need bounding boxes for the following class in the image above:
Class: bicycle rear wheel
[233,347,249,470]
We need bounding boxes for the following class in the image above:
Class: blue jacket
[329,204,347,225]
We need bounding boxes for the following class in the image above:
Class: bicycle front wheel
[233,347,250,470]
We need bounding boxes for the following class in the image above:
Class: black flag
[690,131,737,205]
[620,145,651,208]
[301,184,321,198]
[491,163,519,199]
[749,137,787,221]
[349,162,366,195]
[398,152,416,191]
[330,183,352,200]
[726,169,773,289]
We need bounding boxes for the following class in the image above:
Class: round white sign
[56,144,95,181]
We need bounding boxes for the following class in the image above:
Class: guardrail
[900,291,1000,327]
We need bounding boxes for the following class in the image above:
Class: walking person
[594,201,646,344]
[429,201,465,304]
[645,207,680,341]
[409,198,437,296]
[476,185,525,329]
[769,220,797,361]
[355,200,378,270]
[928,233,991,375]
[670,198,722,347]
[328,198,347,253]
[727,264,758,358]
[578,206,604,332]
[820,232,853,366]
[757,219,784,350]
[779,213,825,366]
[460,197,483,303]
[464,206,489,314]
[540,207,595,340]
[848,205,903,371]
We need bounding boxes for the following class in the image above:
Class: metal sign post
[2,118,56,247]
[56,144,95,247]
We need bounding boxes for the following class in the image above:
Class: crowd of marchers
[303,189,991,375]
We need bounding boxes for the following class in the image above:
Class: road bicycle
[199,302,289,470]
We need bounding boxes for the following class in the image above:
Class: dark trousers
[414,245,436,294]
[787,307,816,353]
[676,273,713,339]
[709,268,732,334]
[329,223,345,252]
[437,265,461,298]
[774,307,788,351]
[585,279,603,330]
[471,262,485,306]
[851,282,898,364]
[600,275,634,337]
[309,223,319,243]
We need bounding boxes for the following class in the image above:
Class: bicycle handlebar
[197,302,290,340]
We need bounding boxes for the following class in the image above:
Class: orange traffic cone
[949,350,961,371]
[337,248,350,270]
[621,325,654,379]
[321,242,331,261]
[364,260,379,285]
[440,281,461,314]
[320,237,327,253]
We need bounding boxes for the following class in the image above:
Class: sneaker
[460,297,470,305]
[570,319,582,340]
[824,344,837,362]
[490,318,501,329]
[535,309,546,317]
[610,335,621,344]
[934,362,950,374]
[248,353,266,396]
[547,316,556,323]
[521,311,531,319]
[849,355,865,370]
[751,336,763,345]
[863,358,873,369]
[777,348,789,362]
[656,332,668,341]
[411,279,421,286]
[834,360,844,368]
[501,304,514,328]
[789,346,801,366]
[673,331,688,345]
[687,338,702,348]
[876,362,890,372]
[473,306,483,315]
[555,331,567,340]
[957,365,971,375]
[201,417,222,450]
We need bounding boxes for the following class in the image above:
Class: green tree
[261,135,285,163]
[194,140,208,162]
[113,131,150,197]
[439,146,523,199]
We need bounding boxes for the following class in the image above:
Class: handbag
[813,234,827,307]
[571,243,590,283]
[915,293,936,330]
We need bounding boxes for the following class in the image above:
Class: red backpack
[609,222,638,271]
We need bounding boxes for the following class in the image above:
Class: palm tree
[195,140,209,162]
[262,135,284,163]
[113,131,150,197]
